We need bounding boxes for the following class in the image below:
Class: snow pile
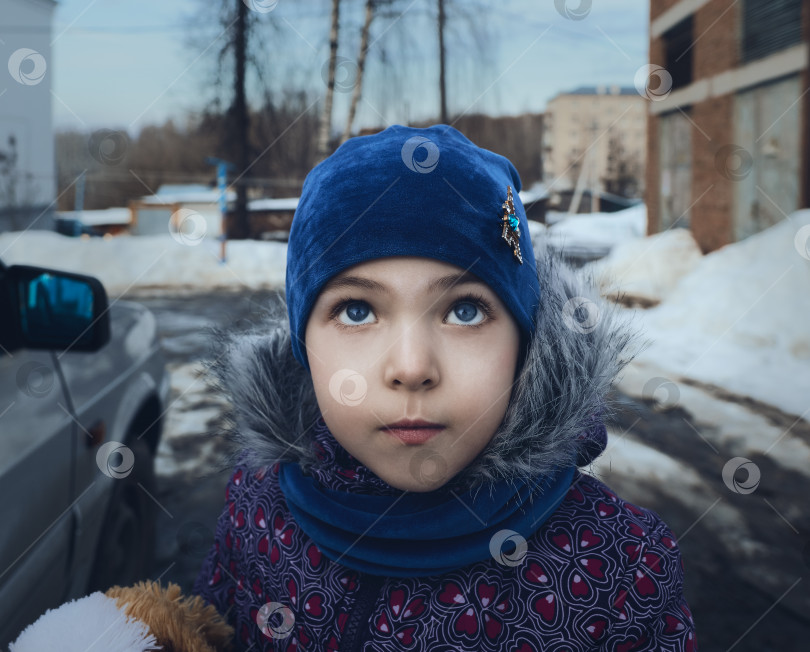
[585,227,704,306]
[543,203,647,256]
[625,210,810,418]
[0,231,287,297]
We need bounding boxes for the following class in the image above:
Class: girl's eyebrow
[321,271,487,296]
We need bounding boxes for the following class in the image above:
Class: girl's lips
[383,426,445,445]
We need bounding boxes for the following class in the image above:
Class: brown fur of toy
[106,581,234,652]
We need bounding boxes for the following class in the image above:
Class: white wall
[134,204,223,239]
[0,0,56,229]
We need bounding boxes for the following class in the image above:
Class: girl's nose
[382,323,440,390]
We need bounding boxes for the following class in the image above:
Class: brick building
[646,0,809,252]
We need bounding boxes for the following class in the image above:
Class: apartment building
[647,0,809,252]
[542,86,647,208]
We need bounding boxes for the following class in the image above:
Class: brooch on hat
[499,186,523,264]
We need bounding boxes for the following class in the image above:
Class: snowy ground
[156,360,231,477]
[0,230,288,295]
[586,209,810,420]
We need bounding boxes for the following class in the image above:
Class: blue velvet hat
[285,124,541,371]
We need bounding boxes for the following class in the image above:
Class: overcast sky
[49,0,650,133]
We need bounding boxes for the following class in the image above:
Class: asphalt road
[129,288,810,651]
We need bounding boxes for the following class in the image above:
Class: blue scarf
[278,461,576,578]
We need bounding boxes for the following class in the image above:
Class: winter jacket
[192,242,698,651]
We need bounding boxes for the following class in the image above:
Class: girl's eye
[445,300,485,326]
[337,300,374,326]
[330,293,494,329]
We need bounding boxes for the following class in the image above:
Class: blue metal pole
[206,156,234,263]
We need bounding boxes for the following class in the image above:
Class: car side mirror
[3,265,110,353]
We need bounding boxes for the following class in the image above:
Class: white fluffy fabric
[9,591,159,652]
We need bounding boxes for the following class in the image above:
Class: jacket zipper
[337,573,386,652]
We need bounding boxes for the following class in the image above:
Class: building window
[732,75,802,239]
[662,16,694,90]
[742,0,802,63]
[659,110,692,230]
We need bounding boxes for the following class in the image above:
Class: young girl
[193,125,697,651]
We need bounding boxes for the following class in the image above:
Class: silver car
[0,260,170,645]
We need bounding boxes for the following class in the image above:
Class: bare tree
[340,0,418,141]
[341,0,375,144]
[230,0,250,239]
[438,0,447,123]
[317,0,342,160]
[339,0,496,136]
[185,0,281,238]
[433,0,498,124]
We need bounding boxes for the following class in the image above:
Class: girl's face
[304,256,521,492]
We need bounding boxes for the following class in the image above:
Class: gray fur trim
[203,292,321,473]
[465,238,649,489]
[203,242,649,490]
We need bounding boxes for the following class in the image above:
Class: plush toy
[9,581,234,652]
